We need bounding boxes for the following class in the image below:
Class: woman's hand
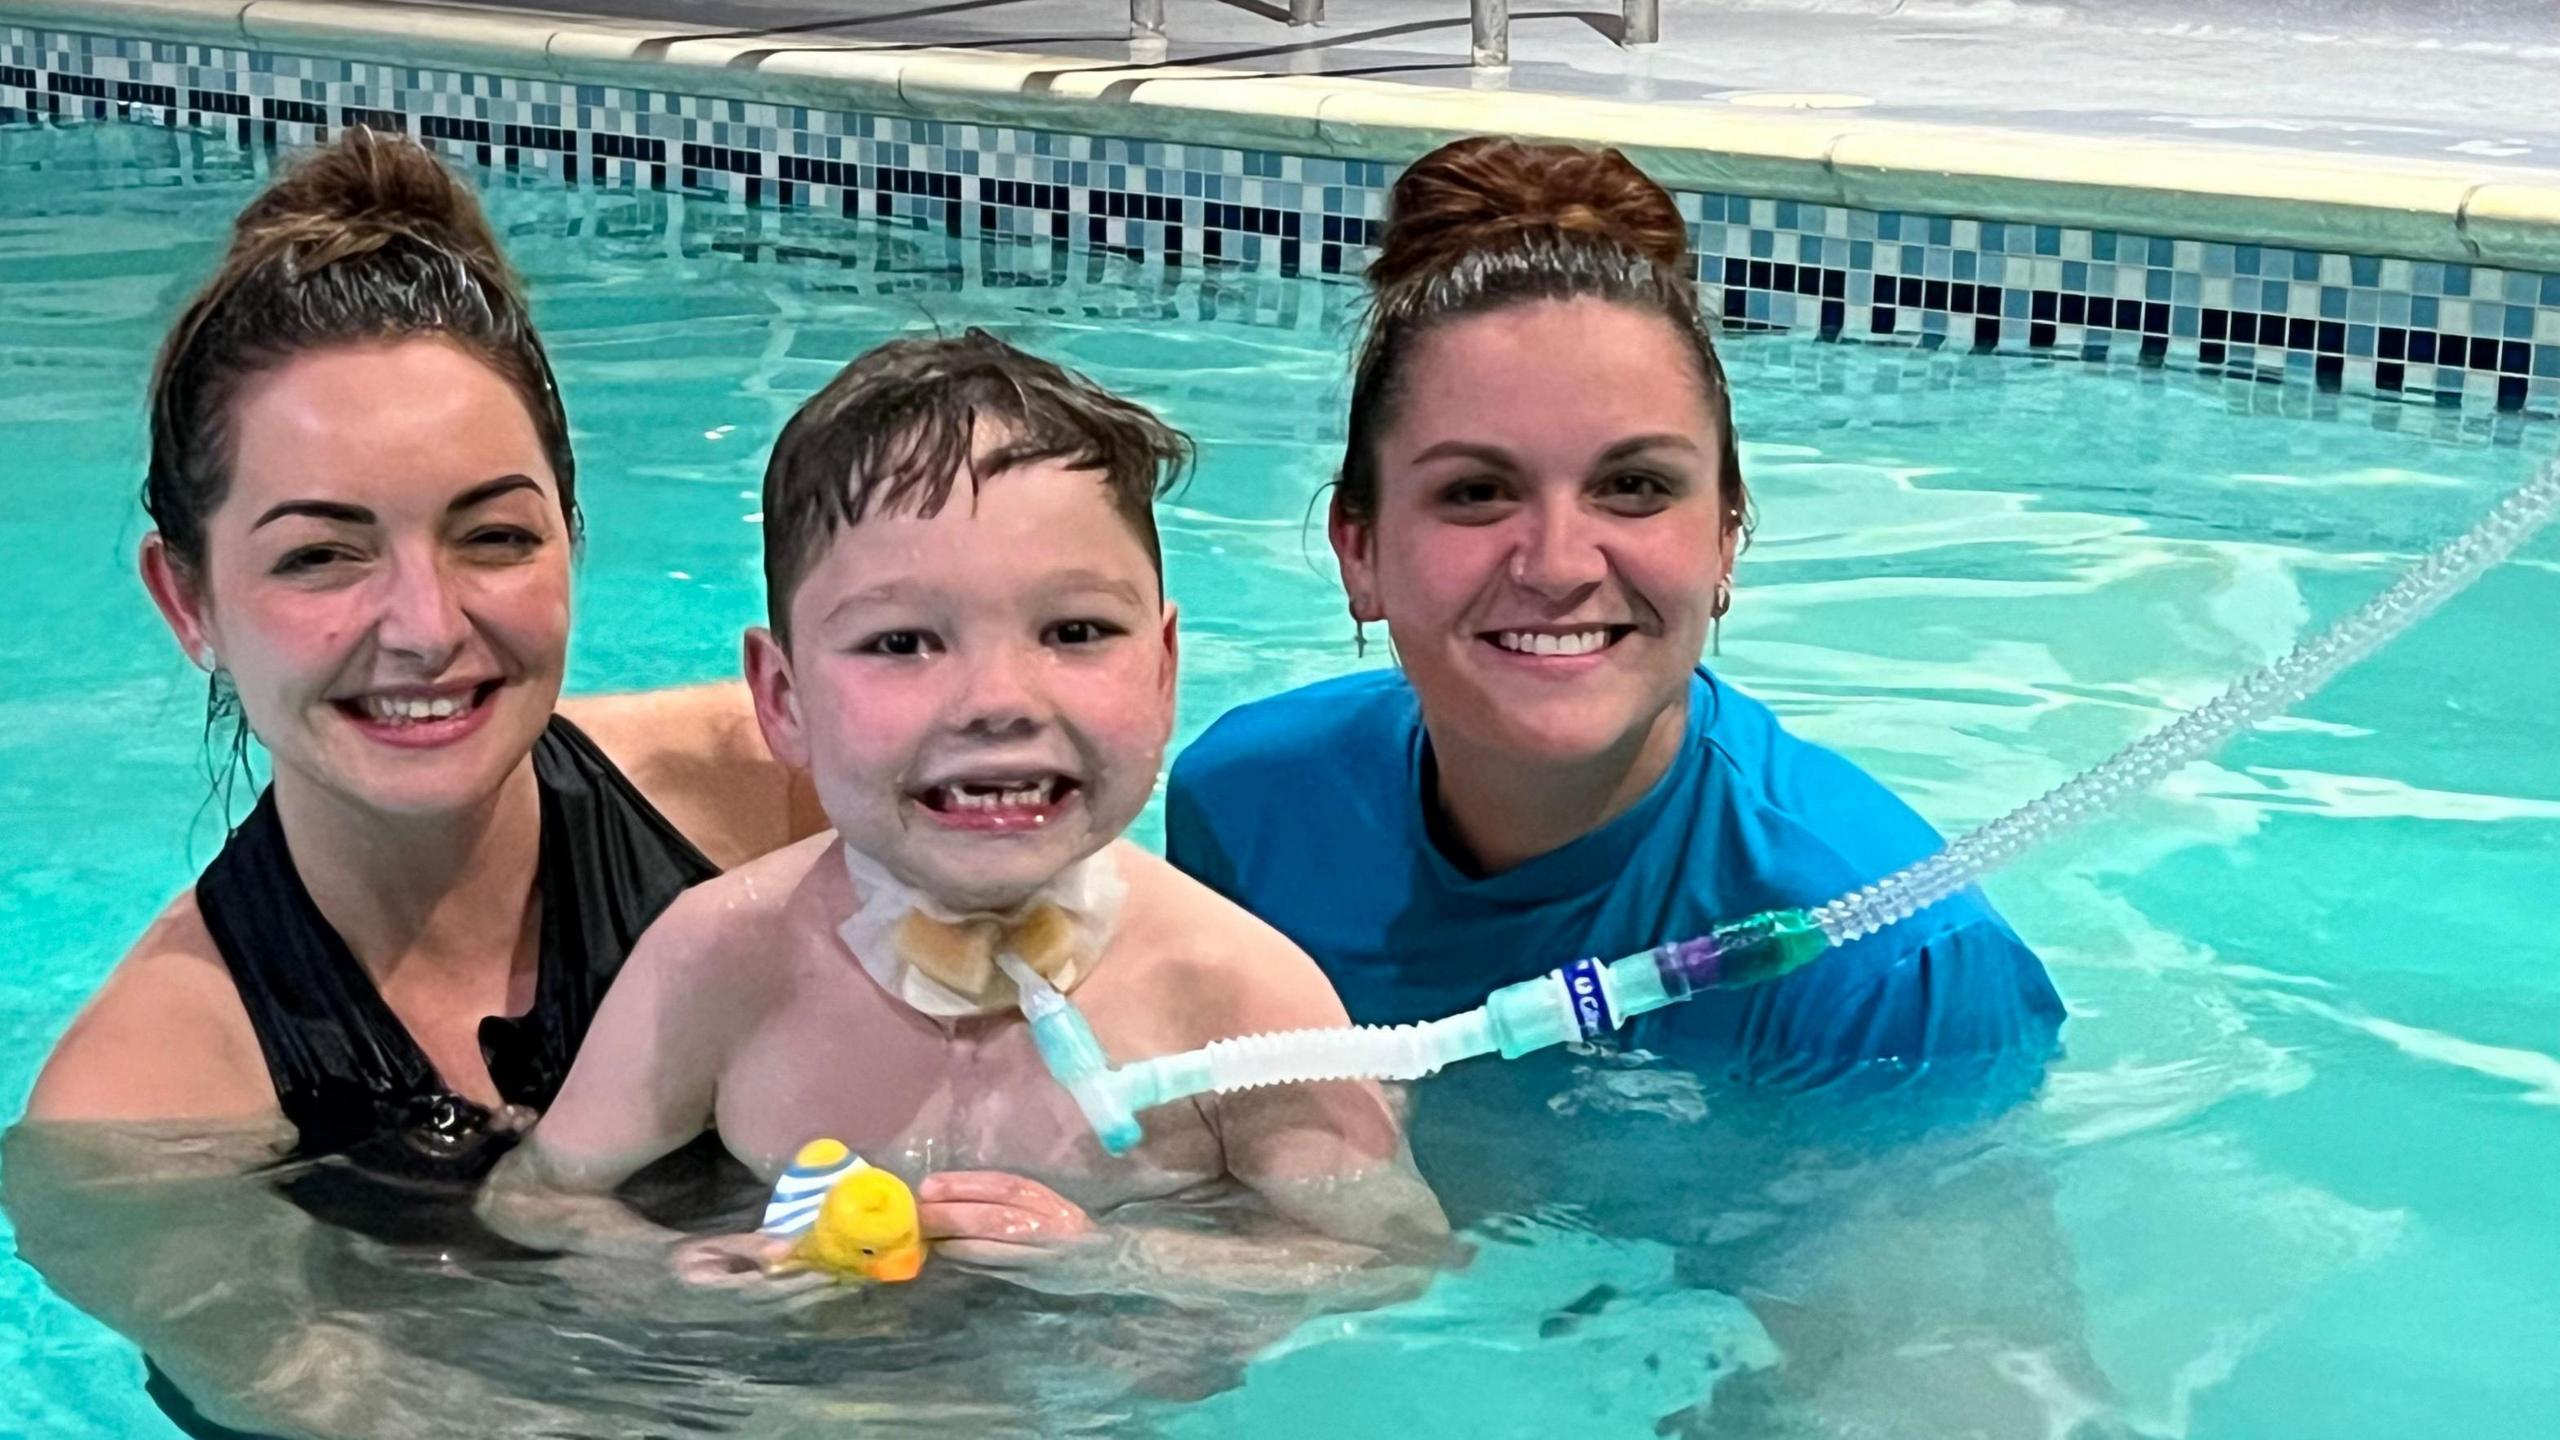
[917,1171,1099,1269]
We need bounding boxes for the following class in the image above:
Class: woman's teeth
[1494,629,1614,657]
[362,694,473,724]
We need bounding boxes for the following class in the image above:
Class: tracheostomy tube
[1014,459,2560,1156]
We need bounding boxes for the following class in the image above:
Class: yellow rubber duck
[758,1139,929,1284]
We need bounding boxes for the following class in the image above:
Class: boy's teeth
[363,693,470,724]
[1496,629,1612,657]
[945,779,1057,810]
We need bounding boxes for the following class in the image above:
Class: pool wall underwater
[10,0,2560,422]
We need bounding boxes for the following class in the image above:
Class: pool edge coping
[14,0,2560,271]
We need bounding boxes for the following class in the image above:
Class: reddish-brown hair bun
[1365,135,1690,296]
[229,124,517,285]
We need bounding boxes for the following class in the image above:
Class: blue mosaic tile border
[7,21,2558,418]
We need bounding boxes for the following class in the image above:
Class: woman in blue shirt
[1167,137,2110,1438]
[1167,136,2064,1095]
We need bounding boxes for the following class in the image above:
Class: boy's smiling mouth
[910,772,1083,832]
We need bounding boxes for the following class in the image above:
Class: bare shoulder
[626,830,835,991]
[1113,844,1349,1030]
[23,892,278,1124]
[559,681,813,867]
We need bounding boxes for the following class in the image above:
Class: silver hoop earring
[1354,618,1369,660]
[1711,583,1732,658]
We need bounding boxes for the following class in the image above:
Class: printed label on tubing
[1560,957,1616,1039]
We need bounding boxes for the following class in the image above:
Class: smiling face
[142,338,573,819]
[747,446,1177,914]
[1334,297,1735,773]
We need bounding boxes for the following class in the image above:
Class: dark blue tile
[2445,263,2473,297]
[2034,224,2061,255]
[2351,255,2382,288]
[2292,250,2321,281]
[2093,231,2117,261]
[2236,244,2262,275]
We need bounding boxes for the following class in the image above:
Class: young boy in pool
[482,332,1443,1288]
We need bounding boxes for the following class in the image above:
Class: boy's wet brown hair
[761,329,1192,645]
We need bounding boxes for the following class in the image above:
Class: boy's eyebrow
[1038,569,1148,606]
[818,582,920,628]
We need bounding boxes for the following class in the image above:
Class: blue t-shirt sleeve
[1162,749,1239,902]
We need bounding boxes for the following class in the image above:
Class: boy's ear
[140,533,216,668]
[742,627,810,771]
[1327,494,1384,624]
[1157,602,1181,714]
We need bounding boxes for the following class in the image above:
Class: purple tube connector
[1650,907,1831,1000]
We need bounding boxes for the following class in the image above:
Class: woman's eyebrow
[1594,434,1703,463]
[446,474,543,513]
[1405,440,1518,469]
[251,498,372,530]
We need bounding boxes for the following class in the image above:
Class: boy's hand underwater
[916,1171,1099,1268]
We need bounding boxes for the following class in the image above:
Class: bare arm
[927,927,1449,1303]
[1113,952,1449,1295]
[560,681,824,868]
[476,894,732,1259]
[23,904,276,1125]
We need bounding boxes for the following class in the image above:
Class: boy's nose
[952,650,1046,737]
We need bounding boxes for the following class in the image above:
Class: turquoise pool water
[3,121,2557,1439]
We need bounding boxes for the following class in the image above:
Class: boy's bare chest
[710,985,1224,1212]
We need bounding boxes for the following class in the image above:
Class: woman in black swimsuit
[9,130,814,1435]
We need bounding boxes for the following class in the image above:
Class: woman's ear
[1328,494,1386,624]
[140,534,216,668]
[742,627,811,772]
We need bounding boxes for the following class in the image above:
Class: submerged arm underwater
[1030,459,2560,1150]
[2,1122,587,1440]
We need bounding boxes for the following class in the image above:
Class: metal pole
[1131,0,1164,39]
[1291,0,1324,25]
[1471,0,1508,67]
[1621,0,1658,46]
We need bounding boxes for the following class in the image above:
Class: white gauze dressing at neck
[835,843,1128,1018]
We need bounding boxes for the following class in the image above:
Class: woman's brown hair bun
[1365,135,1690,295]
[230,124,518,289]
